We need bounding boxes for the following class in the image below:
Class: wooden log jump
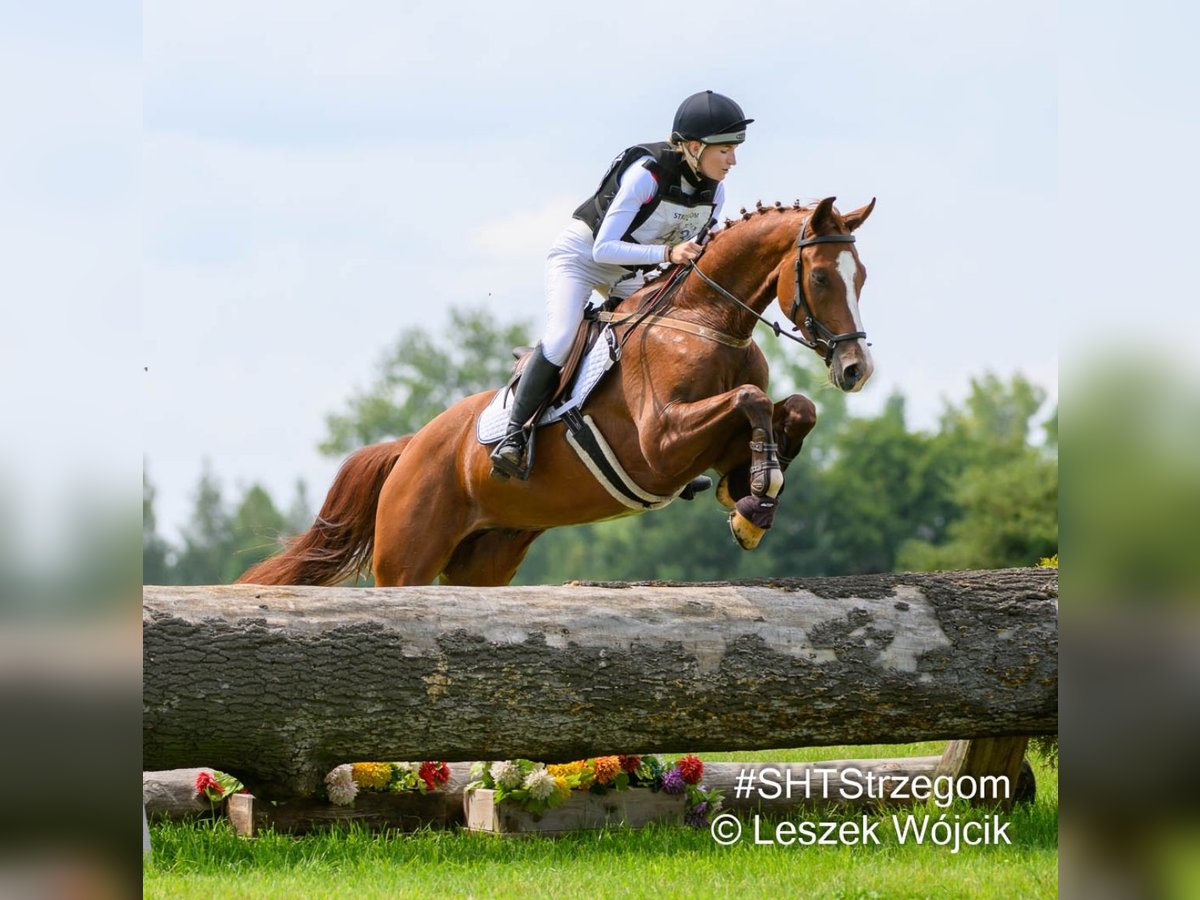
[143,568,1057,797]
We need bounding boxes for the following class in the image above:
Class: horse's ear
[843,198,876,232]
[810,196,838,234]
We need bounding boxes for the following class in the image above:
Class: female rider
[490,90,753,479]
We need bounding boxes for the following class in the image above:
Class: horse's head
[778,196,876,392]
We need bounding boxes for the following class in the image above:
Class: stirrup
[679,475,713,501]
[489,432,533,481]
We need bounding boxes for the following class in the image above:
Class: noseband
[685,216,867,365]
[789,220,865,364]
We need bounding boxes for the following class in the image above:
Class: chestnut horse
[239,196,875,587]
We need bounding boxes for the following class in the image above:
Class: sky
[7,1,1198,555]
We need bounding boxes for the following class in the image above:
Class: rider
[490,90,753,479]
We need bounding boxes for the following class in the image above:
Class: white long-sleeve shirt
[591,162,726,267]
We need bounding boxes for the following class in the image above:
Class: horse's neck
[670,213,797,337]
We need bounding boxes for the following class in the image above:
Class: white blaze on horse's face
[832,250,874,393]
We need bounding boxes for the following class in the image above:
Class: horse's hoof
[729,510,766,550]
[715,476,736,509]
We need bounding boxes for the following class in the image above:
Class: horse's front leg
[637,385,783,549]
[714,394,818,509]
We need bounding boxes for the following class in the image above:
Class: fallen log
[143,768,219,821]
[143,568,1057,797]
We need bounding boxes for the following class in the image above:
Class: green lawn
[144,743,1058,899]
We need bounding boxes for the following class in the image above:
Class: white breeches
[541,220,647,365]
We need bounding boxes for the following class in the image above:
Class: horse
[238,196,876,588]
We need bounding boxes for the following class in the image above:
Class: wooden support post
[935,737,1036,810]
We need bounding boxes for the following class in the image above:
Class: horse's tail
[236,437,411,586]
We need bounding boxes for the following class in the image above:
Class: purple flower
[661,768,686,795]
[684,801,710,828]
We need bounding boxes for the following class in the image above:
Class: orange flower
[592,756,621,785]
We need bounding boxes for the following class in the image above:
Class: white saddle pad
[476,326,620,444]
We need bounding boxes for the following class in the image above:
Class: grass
[144,742,1057,899]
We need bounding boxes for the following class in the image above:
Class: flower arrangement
[194,770,244,808]
[321,761,452,807]
[467,753,723,827]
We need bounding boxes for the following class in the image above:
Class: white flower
[325,764,359,806]
[523,766,555,801]
[490,760,524,790]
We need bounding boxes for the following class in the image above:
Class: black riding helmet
[672,90,753,144]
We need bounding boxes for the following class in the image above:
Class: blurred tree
[935,372,1046,466]
[172,463,234,585]
[226,484,288,583]
[285,478,313,534]
[767,393,955,576]
[1043,403,1058,449]
[320,306,532,455]
[898,450,1057,570]
[142,465,173,585]
[898,373,1058,571]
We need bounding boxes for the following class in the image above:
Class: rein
[604,215,866,359]
[687,218,865,364]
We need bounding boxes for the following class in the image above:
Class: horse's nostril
[843,363,861,386]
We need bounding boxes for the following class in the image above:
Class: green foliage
[144,464,310,585]
[899,451,1057,571]
[171,463,234,585]
[771,393,957,576]
[320,306,532,455]
[1064,359,1200,607]
[228,484,289,581]
[899,374,1058,572]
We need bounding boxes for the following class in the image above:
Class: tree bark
[143,568,1057,797]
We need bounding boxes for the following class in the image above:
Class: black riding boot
[490,345,562,479]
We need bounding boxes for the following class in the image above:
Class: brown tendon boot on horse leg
[729,429,784,550]
[490,344,562,480]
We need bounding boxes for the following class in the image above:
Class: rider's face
[690,142,738,181]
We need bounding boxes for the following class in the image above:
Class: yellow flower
[547,760,587,778]
[351,762,394,790]
[553,776,571,802]
[592,756,621,785]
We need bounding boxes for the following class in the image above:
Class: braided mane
[709,199,818,245]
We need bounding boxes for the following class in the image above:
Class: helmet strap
[682,140,706,177]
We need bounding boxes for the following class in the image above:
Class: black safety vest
[572,142,718,240]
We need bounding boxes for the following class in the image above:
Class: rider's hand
[668,241,703,265]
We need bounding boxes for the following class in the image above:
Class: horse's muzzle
[832,342,874,393]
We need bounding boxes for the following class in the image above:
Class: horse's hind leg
[439,529,545,586]
[715,394,817,509]
[372,454,470,586]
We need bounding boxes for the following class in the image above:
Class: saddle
[506,305,608,408]
[482,302,709,509]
